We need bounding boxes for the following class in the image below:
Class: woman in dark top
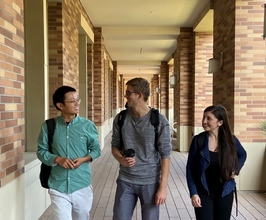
[186,105,247,220]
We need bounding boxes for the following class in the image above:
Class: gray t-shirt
[111,108,172,185]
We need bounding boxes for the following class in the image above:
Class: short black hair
[53,86,76,110]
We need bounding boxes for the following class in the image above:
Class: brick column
[48,2,64,117]
[152,75,159,109]
[159,61,169,116]
[213,1,236,123]
[150,77,154,107]
[193,33,213,131]
[235,1,266,142]
[213,0,266,191]
[173,27,194,151]
[93,27,105,125]
[0,0,25,186]
[213,0,266,140]
[87,43,94,120]
[112,61,119,113]
[104,58,109,121]
[119,74,125,108]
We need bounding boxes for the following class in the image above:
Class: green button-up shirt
[37,115,101,194]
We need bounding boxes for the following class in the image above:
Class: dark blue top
[186,132,247,198]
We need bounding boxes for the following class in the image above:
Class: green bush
[260,121,266,133]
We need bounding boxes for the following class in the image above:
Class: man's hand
[73,158,86,168]
[155,186,167,205]
[55,155,92,169]
[112,148,135,167]
[155,158,170,205]
[119,157,135,167]
[55,157,76,169]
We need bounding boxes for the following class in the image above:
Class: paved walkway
[39,133,266,220]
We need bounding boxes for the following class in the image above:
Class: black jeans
[195,190,234,220]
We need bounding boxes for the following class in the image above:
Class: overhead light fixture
[263,3,266,39]
[208,52,223,74]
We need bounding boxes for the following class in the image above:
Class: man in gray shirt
[111,77,172,220]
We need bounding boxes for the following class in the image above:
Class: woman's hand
[191,194,202,208]
[230,171,236,179]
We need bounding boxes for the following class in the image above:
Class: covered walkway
[39,134,266,220]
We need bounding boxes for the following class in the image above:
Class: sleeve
[186,136,198,197]
[87,122,101,161]
[36,122,57,166]
[234,136,247,173]
[111,114,122,150]
[157,114,172,159]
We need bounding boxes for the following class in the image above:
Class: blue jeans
[113,179,159,220]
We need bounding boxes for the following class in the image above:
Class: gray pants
[113,179,159,220]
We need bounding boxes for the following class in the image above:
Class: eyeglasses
[125,90,138,96]
[64,98,81,104]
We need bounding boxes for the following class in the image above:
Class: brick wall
[213,0,236,122]
[48,2,64,117]
[152,75,159,109]
[0,0,25,186]
[93,27,105,124]
[234,0,266,142]
[48,0,94,118]
[112,61,118,110]
[176,27,194,126]
[194,32,213,127]
[119,75,124,108]
[104,59,108,121]
[159,61,169,110]
[105,53,113,119]
[150,77,154,107]
[87,43,94,120]
[173,40,180,125]
[214,0,266,142]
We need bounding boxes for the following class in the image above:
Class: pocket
[48,188,57,196]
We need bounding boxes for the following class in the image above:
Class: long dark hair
[204,105,238,181]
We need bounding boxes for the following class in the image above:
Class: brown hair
[126,77,150,102]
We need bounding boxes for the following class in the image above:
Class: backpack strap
[45,118,56,153]
[150,108,159,151]
[117,108,160,152]
[117,109,128,152]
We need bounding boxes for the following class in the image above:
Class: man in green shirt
[37,86,101,220]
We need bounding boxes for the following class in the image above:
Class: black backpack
[39,118,55,189]
[117,108,159,151]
